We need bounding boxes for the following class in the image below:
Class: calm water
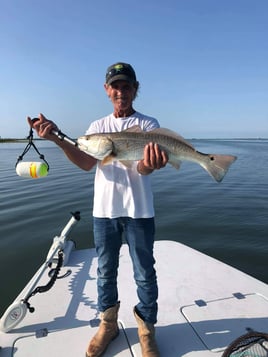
[0,139,267,316]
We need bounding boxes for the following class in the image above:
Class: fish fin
[122,125,144,133]
[200,153,237,182]
[119,160,134,168]
[151,128,194,149]
[100,156,134,168]
[101,154,116,165]
[169,159,182,170]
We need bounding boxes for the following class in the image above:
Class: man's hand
[27,113,59,142]
[137,143,168,175]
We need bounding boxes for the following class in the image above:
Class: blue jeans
[93,217,158,324]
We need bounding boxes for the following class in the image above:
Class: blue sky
[1,0,267,138]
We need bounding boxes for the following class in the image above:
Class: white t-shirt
[85,111,160,219]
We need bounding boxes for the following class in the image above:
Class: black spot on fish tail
[205,154,237,182]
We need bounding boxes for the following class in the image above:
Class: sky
[0,0,267,139]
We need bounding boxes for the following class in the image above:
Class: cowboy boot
[86,302,120,357]
[134,308,160,357]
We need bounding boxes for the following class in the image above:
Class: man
[28,62,168,357]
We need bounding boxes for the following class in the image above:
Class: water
[0,139,267,316]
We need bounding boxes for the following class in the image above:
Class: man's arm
[27,113,97,171]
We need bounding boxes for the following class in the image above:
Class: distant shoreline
[1,137,267,143]
[0,138,44,143]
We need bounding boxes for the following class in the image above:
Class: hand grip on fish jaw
[31,119,115,161]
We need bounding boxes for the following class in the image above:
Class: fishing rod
[0,211,80,333]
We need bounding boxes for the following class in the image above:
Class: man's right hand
[27,113,59,142]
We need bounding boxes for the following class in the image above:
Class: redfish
[77,126,237,182]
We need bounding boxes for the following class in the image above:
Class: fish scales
[77,126,237,182]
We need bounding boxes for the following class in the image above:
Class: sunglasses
[106,65,136,81]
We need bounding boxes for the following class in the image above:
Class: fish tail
[200,153,237,182]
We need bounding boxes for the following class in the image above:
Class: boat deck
[0,240,267,356]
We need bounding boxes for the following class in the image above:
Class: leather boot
[134,308,160,357]
[86,302,120,357]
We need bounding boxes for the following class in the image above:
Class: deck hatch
[181,293,268,352]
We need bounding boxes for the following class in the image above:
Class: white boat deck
[0,240,267,356]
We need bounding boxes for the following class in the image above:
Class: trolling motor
[0,211,80,333]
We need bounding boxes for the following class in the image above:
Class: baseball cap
[105,62,137,85]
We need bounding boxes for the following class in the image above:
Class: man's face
[105,80,137,113]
